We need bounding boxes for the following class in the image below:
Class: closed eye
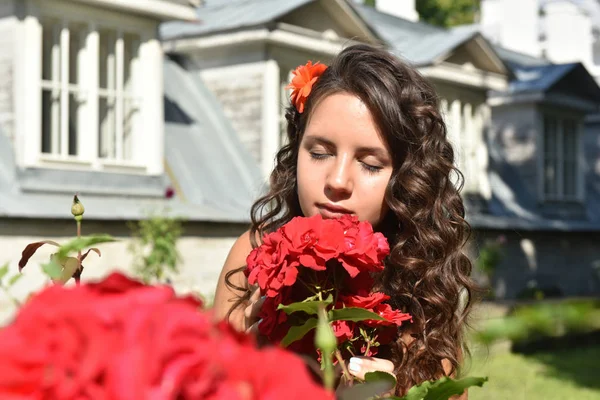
[310,152,330,161]
[360,162,383,174]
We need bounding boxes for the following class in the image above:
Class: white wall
[0,233,237,325]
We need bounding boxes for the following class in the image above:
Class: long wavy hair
[227,43,479,394]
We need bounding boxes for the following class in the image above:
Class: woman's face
[296,92,393,228]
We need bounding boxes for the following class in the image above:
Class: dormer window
[541,113,583,201]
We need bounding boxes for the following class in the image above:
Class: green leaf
[365,371,397,386]
[56,235,116,259]
[277,294,333,316]
[339,380,397,400]
[280,318,318,347]
[396,376,488,400]
[0,263,9,281]
[329,307,387,323]
[7,273,23,287]
[42,261,63,279]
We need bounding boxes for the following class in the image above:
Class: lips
[317,203,353,219]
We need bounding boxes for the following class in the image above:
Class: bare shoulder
[212,230,256,324]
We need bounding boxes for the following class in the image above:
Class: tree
[416,0,480,28]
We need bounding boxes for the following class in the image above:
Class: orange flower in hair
[286,61,328,113]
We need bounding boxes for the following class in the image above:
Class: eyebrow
[304,134,390,159]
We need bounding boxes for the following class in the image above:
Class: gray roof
[160,0,312,40]
[163,58,264,218]
[0,59,263,223]
[509,63,580,93]
[352,5,500,67]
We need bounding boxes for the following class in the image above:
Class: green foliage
[128,211,184,283]
[416,0,480,28]
[391,376,488,400]
[329,307,387,322]
[277,294,333,315]
[339,372,397,400]
[0,262,23,306]
[55,234,115,259]
[474,299,600,346]
[281,318,318,347]
[475,236,505,277]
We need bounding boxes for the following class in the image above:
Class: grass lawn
[466,344,600,400]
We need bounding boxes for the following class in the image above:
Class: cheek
[361,173,392,222]
[296,155,319,210]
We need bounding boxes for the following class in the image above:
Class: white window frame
[14,0,165,175]
[537,108,585,202]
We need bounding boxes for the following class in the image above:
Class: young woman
[213,43,477,398]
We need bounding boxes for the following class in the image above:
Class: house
[0,0,263,319]
[162,0,600,299]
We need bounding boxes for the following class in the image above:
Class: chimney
[375,0,419,22]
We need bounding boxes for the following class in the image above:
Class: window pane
[543,116,558,196]
[99,96,116,158]
[99,30,116,90]
[69,25,85,85]
[562,119,578,197]
[41,89,61,154]
[41,23,60,81]
[123,33,140,94]
[68,93,79,156]
[123,99,139,160]
[564,160,577,197]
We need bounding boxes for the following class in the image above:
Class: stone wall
[200,62,266,164]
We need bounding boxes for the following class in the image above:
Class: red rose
[0,273,333,400]
[340,291,390,309]
[246,231,300,297]
[332,320,354,343]
[367,302,413,327]
[258,293,288,339]
[337,216,389,277]
[282,215,344,271]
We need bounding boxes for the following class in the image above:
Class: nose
[325,154,353,198]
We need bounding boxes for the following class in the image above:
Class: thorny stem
[335,349,353,385]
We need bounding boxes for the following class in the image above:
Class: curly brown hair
[228,43,479,394]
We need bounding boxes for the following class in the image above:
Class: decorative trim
[419,61,508,91]
[71,0,197,21]
[163,27,354,57]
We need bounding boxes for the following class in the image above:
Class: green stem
[75,221,82,286]
[322,351,334,391]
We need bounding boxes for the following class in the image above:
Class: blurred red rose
[0,273,332,400]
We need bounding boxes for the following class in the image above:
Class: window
[542,115,582,201]
[40,19,141,164]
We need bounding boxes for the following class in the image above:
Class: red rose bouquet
[245,215,412,363]
[0,272,333,400]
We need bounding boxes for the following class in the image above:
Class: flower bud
[71,194,85,222]
[315,307,336,356]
